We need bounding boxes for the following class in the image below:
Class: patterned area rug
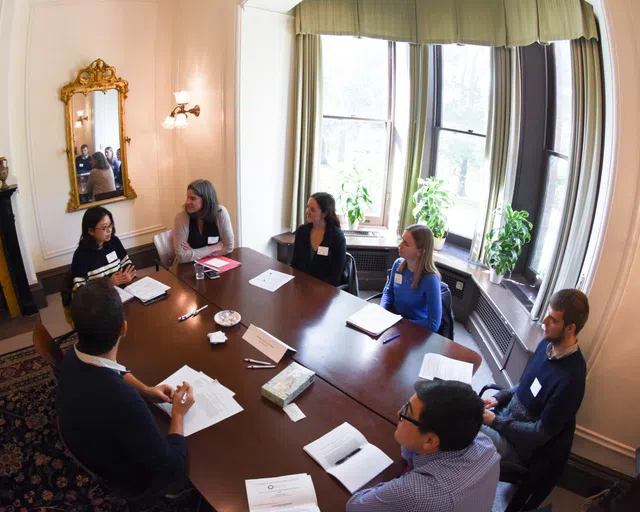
[0,336,208,511]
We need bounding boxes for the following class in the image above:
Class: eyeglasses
[398,401,422,428]
[95,224,114,232]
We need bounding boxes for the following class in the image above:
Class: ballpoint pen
[335,447,362,465]
[246,365,276,369]
[193,304,209,316]
[243,358,272,365]
[383,333,401,344]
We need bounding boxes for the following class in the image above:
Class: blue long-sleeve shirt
[380,258,442,332]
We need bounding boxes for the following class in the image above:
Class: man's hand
[484,397,498,409]
[172,382,195,417]
[144,384,174,404]
[483,409,496,426]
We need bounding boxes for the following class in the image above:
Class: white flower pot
[433,237,446,251]
[348,220,360,231]
[489,268,504,285]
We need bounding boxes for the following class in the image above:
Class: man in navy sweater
[57,279,195,499]
[481,289,589,464]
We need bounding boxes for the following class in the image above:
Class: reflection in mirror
[72,90,124,205]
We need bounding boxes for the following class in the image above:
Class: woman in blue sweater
[381,224,442,331]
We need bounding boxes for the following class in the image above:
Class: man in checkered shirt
[346,380,500,511]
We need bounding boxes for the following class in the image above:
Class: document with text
[249,269,295,292]
[346,303,402,337]
[242,324,296,363]
[124,276,170,303]
[245,473,320,512]
[115,286,135,303]
[303,422,393,493]
[418,353,473,385]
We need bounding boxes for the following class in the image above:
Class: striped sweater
[71,235,133,291]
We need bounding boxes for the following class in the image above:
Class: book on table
[346,303,402,337]
[197,255,242,273]
[123,276,170,304]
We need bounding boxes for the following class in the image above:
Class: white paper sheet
[418,353,473,385]
[245,473,320,512]
[124,277,170,302]
[202,257,230,269]
[242,324,296,363]
[346,303,402,337]
[249,270,295,292]
[115,286,135,303]
[208,332,227,344]
[156,365,243,436]
[283,403,306,422]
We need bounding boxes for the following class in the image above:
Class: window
[320,36,396,225]
[432,45,491,241]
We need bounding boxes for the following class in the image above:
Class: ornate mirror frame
[60,58,137,213]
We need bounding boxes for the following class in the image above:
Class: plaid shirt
[346,432,500,512]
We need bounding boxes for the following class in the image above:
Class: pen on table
[177,310,194,322]
[193,304,209,316]
[383,333,401,344]
[335,447,362,465]
[246,365,276,369]
[244,358,272,366]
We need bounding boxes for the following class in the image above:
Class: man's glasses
[95,224,114,232]
[398,401,421,428]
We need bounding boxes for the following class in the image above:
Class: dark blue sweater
[56,349,187,497]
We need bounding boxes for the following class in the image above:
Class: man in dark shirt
[56,279,194,498]
[481,289,589,464]
[75,144,91,174]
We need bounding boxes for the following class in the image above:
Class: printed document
[242,324,296,363]
[124,277,170,303]
[304,422,393,493]
[156,365,242,436]
[115,286,135,303]
[249,270,294,292]
[245,473,320,512]
[346,303,402,337]
[418,353,473,385]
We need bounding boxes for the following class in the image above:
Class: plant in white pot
[484,205,533,285]
[412,177,454,250]
[340,165,373,230]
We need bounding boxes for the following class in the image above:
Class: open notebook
[122,276,170,304]
[346,303,402,337]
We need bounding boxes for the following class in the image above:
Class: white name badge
[79,163,84,168]
[317,246,329,256]
[394,273,403,285]
[208,236,219,245]
[530,378,542,397]
[106,251,118,263]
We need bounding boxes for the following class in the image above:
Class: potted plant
[340,165,373,230]
[412,177,454,250]
[484,205,533,284]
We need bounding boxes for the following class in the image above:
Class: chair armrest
[366,293,384,302]
[337,284,348,291]
[479,384,506,397]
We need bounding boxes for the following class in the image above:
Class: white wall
[238,6,295,256]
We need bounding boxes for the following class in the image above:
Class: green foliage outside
[484,205,533,276]
[340,165,373,226]
[412,177,454,239]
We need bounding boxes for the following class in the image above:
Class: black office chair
[480,384,576,512]
[337,252,359,297]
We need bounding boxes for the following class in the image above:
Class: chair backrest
[340,252,360,297]
[33,320,64,378]
[153,229,175,268]
[437,281,455,340]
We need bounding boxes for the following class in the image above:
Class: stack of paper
[156,365,242,436]
[245,473,319,512]
[124,277,170,304]
[249,270,294,292]
[418,353,473,385]
[346,303,402,337]
[197,255,242,274]
[303,422,393,493]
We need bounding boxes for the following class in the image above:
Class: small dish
[214,310,241,327]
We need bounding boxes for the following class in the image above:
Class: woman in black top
[291,192,346,286]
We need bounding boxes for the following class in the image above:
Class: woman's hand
[110,265,136,286]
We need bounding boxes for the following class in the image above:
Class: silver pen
[193,304,209,316]
[244,358,272,365]
[246,365,276,369]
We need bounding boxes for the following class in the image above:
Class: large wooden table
[118,269,404,511]
[174,248,482,424]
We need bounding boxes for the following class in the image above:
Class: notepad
[124,276,170,304]
[245,473,320,512]
[418,353,473,385]
[303,422,393,493]
[346,303,402,337]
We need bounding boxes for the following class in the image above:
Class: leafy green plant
[484,205,533,276]
[340,165,373,226]
[412,177,454,239]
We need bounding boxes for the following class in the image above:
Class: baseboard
[560,453,636,497]
[29,281,47,309]
[37,243,158,296]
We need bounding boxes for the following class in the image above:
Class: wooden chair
[153,229,175,269]
[32,320,64,379]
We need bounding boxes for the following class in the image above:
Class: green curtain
[290,34,323,232]
[531,37,604,320]
[470,47,514,262]
[296,0,598,46]
[398,45,431,232]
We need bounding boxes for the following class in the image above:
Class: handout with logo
[245,473,319,512]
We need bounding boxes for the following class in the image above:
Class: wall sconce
[74,110,88,128]
[161,91,201,130]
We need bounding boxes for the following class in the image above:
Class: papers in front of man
[245,473,320,512]
[156,365,242,436]
[346,303,402,337]
[242,324,297,363]
[261,362,315,407]
[124,276,170,304]
[418,353,473,385]
[249,269,295,292]
[115,286,135,303]
[303,422,393,493]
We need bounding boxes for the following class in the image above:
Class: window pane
[322,36,389,119]
[434,130,486,238]
[529,156,570,278]
[551,41,573,155]
[319,118,388,218]
[440,45,491,134]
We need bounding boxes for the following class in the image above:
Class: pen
[246,365,276,369]
[244,358,272,365]
[335,447,362,465]
[178,311,195,322]
[383,333,401,344]
[193,304,209,316]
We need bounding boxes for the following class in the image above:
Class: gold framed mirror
[61,58,137,213]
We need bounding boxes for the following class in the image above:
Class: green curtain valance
[296,0,598,47]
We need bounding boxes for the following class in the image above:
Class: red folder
[197,255,242,274]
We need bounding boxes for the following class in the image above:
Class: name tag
[317,246,329,256]
[394,273,403,285]
[79,163,84,168]
[530,378,542,397]
[208,236,219,245]
[106,251,118,263]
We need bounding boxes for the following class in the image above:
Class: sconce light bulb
[174,91,191,105]
[76,110,84,117]
[174,113,188,129]
[161,115,176,130]
[74,120,82,128]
